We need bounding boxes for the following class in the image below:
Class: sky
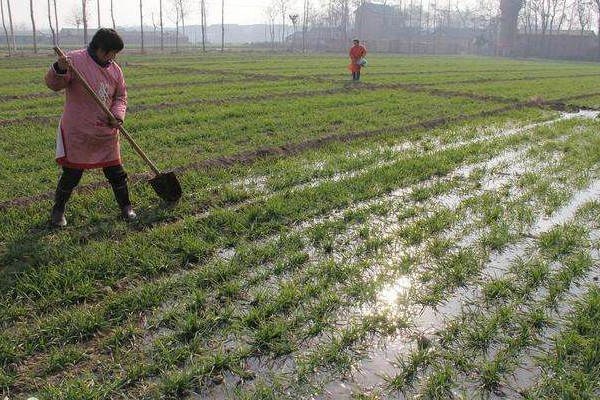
[9,0,481,31]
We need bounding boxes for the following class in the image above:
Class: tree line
[2,0,600,56]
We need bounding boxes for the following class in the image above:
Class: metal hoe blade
[150,171,182,203]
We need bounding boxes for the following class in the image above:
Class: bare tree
[110,0,116,29]
[548,0,568,35]
[1,0,12,56]
[71,6,83,33]
[200,0,207,52]
[593,0,600,55]
[277,0,290,42]
[524,0,576,54]
[47,0,57,45]
[338,0,349,44]
[179,0,190,38]
[6,0,14,51]
[169,0,181,52]
[265,3,277,49]
[139,0,144,53]
[354,0,366,39]
[573,0,592,56]
[575,0,591,34]
[151,12,157,47]
[454,3,473,28]
[302,0,309,52]
[82,0,89,45]
[30,0,37,53]
[53,0,60,45]
[289,13,299,49]
[97,0,101,27]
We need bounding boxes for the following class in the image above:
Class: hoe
[54,46,182,203]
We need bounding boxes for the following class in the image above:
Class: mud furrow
[1,116,562,329]
[8,134,515,397]
[0,87,353,127]
[420,72,600,87]
[0,103,529,210]
[135,64,600,84]
[3,128,519,394]
[5,76,597,129]
[4,116,588,396]
[0,78,250,102]
[0,82,520,128]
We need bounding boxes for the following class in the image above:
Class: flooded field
[1,53,599,400]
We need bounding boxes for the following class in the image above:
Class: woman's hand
[107,116,123,129]
[56,56,72,72]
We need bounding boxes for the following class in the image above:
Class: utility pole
[159,0,163,50]
[97,0,101,27]
[200,0,206,52]
[139,0,144,53]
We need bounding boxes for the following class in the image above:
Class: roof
[285,27,344,41]
[433,27,485,38]
[1,31,47,37]
[519,29,596,37]
[355,2,401,16]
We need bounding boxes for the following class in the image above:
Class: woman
[45,28,136,227]
[348,38,367,81]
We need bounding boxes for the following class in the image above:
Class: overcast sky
[9,0,480,31]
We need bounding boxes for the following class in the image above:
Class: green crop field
[1,52,600,400]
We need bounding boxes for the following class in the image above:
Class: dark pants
[54,165,131,210]
[352,71,361,81]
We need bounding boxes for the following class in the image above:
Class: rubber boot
[50,188,71,228]
[111,183,136,221]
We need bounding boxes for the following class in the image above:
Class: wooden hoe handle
[53,46,161,176]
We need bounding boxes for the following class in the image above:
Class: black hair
[89,28,124,53]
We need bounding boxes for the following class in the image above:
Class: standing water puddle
[315,155,600,400]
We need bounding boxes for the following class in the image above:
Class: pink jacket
[45,48,128,169]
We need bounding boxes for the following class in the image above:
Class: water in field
[2,53,600,400]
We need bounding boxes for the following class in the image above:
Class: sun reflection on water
[376,275,413,313]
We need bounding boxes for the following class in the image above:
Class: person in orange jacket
[348,38,367,81]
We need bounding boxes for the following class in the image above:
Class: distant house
[354,2,406,40]
[0,31,49,45]
[515,29,598,60]
[519,29,596,37]
[58,28,189,47]
[286,27,344,42]
[285,27,345,49]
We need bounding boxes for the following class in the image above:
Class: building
[431,26,489,54]
[0,31,49,46]
[515,30,598,60]
[57,28,189,47]
[354,2,407,41]
[285,27,345,51]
